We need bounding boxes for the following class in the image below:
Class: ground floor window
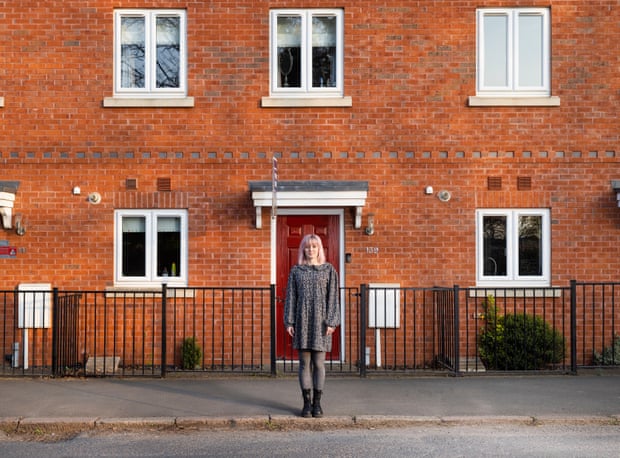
[476,209,550,287]
[115,209,188,286]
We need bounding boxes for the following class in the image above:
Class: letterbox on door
[18,283,51,329]
[368,283,400,328]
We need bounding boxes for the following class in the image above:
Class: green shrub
[593,334,620,365]
[181,336,202,370]
[479,296,565,370]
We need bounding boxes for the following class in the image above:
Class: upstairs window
[476,209,551,287]
[114,9,187,97]
[476,8,550,97]
[270,9,344,97]
[115,210,188,286]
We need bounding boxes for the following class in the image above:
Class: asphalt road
[1,423,619,457]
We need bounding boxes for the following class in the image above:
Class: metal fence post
[453,285,460,376]
[161,283,167,378]
[270,284,277,376]
[51,287,59,377]
[570,279,577,374]
[359,284,367,378]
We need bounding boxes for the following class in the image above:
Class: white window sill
[103,97,195,108]
[261,96,352,108]
[468,96,560,107]
[0,97,4,107]
[469,287,560,298]
[105,285,192,297]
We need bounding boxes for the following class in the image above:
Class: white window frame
[112,9,187,99]
[476,7,550,97]
[114,209,188,287]
[476,209,551,287]
[269,9,344,99]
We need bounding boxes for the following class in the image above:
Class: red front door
[276,214,341,360]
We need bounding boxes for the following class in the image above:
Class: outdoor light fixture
[365,213,375,236]
[437,190,451,202]
[14,213,25,236]
[88,192,102,204]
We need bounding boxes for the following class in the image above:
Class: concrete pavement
[1,372,619,436]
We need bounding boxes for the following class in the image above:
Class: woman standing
[284,234,340,418]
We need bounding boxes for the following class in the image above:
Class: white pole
[271,215,277,284]
[375,328,381,368]
[23,328,29,369]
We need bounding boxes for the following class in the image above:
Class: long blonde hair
[297,234,326,265]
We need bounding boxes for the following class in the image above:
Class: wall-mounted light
[365,213,375,236]
[437,190,451,202]
[14,213,26,236]
[88,192,102,204]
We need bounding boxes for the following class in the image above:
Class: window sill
[102,97,195,108]
[468,96,560,107]
[105,285,192,298]
[469,287,559,298]
[261,96,352,108]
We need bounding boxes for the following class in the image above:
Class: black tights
[298,350,325,391]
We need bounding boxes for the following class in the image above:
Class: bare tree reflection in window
[156,16,180,88]
[121,17,145,88]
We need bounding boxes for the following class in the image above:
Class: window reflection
[156,16,180,88]
[121,17,145,88]
[518,215,542,275]
[483,216,507,276]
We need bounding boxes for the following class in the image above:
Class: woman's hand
[326,326,335,336]
[287,326,295,337]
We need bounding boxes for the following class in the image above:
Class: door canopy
[249,180,368,229]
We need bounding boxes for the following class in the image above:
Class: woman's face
[304,240,320,264]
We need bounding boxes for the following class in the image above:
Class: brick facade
[0,0,618,293]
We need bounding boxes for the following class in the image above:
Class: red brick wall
[0,1,618,291]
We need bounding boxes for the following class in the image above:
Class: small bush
[593,334,620,365]
[181,336,202,370]
[479,296,565,370]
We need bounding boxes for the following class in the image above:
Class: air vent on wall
[517,176,532,191]
[487,176,502,191]
[125,178,137,190]
[157,177,171,192]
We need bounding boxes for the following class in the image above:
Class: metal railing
[1,281,618,377]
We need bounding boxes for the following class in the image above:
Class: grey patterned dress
[284,263,340,352]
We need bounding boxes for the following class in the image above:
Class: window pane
[276,16,301,88]
[157,217,181,276]
[122,217,146,276]
[483,216,507,276]
[156,16,180,88]
[483,14,508,87]
[312,16,337,88]
[518,14,543,87]
[121,16,145,88]
[518,215,542,276]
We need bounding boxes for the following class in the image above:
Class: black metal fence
[0,281,618,377]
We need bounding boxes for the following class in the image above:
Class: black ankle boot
[301,389,312,418]
[312,389,323,418]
